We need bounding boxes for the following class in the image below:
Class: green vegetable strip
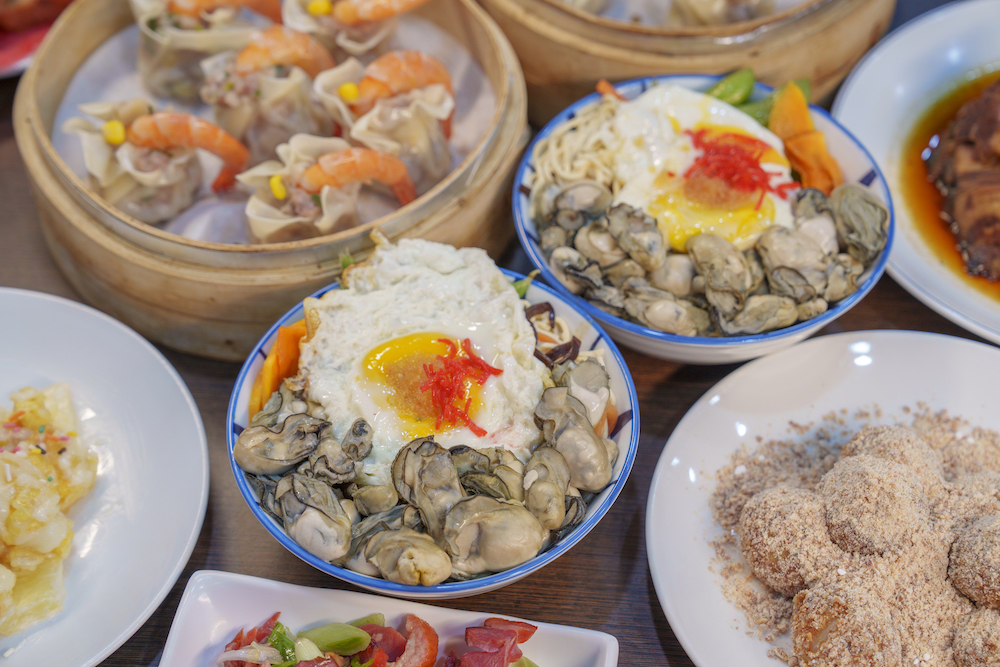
[706,68,756,105]
[298,622,372,655]
[267,623,298,667]
[348,613,385,628]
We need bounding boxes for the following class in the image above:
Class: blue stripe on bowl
[860,169,877,186]
[226,267,641,597]
[511,73,895,354]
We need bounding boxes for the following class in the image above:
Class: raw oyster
[234,413,328,476]
[830,183,889,265]
[443,495,546,577]
[276,472,353,561]
[364,527,452,586]
[392,437,465,542]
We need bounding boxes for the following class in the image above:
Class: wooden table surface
[0,0,978,664]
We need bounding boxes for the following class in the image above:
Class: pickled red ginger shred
[421,338,502,437]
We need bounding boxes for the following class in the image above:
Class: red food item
[357,624,407,663]
[684,129,798,209]
[482,618,537,644]
[419,338,502,437]
[222,612,280,667]
[464,627,521,663]
[443,652,461,667]
[0,0,71,32]
[457,651,509,667]
[390,614,439,667]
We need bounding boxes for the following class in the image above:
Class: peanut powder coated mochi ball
[949,514,1000,609]
[820,454,927,555]
[792,581,902,667]
[841,425,945,491]
[953,609,1000,667]
[737,487,844,597]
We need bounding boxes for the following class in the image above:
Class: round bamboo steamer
[477,0,896,126]
[14,0,527,361]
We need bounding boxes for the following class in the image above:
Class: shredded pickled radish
[684,129,798,208]
[419,338,502,437]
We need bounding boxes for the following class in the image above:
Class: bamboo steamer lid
[14,0,527,360]
[477,0,897,126]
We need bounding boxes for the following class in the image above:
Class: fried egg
[298,239,549,486]
[610,84,795,251]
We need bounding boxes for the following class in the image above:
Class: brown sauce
[899,67,1000,302]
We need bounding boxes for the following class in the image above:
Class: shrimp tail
[392,177,417,206]
[213,164,242,193]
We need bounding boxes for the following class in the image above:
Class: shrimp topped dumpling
[130,0,280,101]
[62,100,249,224]
[314,50,454,194]
[283,0,431,59]
[237,134,416,243]
[201,26,337,165]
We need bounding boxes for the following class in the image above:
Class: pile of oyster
[537,182,889,336]
[233,357,620,586]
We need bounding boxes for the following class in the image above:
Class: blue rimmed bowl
[513,74,894,364]
[226,269,639,599]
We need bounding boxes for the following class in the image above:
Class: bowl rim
[533,0,837,39]
[22,0,515,255]
[512,73,895,350]
[225,266,641,596]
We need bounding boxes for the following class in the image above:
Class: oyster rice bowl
[227,236,639,599]
[514,75,894,364]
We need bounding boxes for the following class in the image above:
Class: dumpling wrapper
[282,0,395,57]
[129,0,266,100]
[315,60,454,194]
[201,52,334,165]
[237,133,358,243]
[61,99,203,224]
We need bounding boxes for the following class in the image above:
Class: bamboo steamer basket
[477,0,896,126]
[14,0,527,361]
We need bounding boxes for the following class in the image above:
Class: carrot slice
[596,79,626,101]
[248,320,308,420]
[767,83,843,196]
[768,83,814,140]
[784,131,844,197]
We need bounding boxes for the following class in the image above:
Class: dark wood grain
[0,2,982,664]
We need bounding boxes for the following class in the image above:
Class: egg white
[298,239,549,486]
[609,84,795,250]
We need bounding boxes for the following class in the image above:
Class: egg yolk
[362,332,501,439]
[648,125,793,252]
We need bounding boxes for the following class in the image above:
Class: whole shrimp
[234,25,336,78]
[127,113,250,192]
[349,50,453,136]
[330,0,431,26]
[297,147,416,205]
[167,0,283,23]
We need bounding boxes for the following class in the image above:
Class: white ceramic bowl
[226,270,639,599]
[832,0,1000,346]
[513,74,894,364]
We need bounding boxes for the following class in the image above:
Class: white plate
[160,570,620,667]
[832,0,1000,345]
[0,288,208,666]
[645,329,1000,667]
